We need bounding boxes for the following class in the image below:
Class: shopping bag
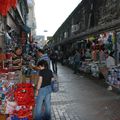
[51,78,59,92]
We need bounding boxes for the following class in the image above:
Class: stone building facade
[48,0,120,53]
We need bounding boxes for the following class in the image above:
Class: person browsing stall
[34,60,53,120]
[36,49,50,68]
[12,47,22,71]
[49,49,58,74]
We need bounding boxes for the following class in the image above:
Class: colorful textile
[0,0,17,16]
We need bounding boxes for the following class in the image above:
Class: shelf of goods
[106,66,120,89]
[79,59,92,73]
[0,69,35,120]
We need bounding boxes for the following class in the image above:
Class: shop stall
[0,51,35,119]
[79,31,120,89]
[0,69,35,120]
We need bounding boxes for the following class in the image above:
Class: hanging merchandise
[11,0,17,8]
[92,49,97,61]
[0,0,17,16]
[0,53,6,69]
[107,33,112,44]
[88,36,96,41]
[99,32,115,51]
[0,0,11,16]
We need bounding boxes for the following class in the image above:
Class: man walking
[50,50,58,74]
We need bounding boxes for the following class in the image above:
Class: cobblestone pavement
[51,64,120,120]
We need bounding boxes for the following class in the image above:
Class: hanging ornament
[0,0,17,16]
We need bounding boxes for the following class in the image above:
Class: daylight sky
[34,0,82,36]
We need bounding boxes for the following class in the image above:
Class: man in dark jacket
[50,50,58,74]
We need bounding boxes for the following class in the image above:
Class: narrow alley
[51,64,120,120]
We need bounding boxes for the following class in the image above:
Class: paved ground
[51,64,120,120]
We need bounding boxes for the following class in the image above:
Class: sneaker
[107,86,112,91]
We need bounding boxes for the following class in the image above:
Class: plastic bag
[51,78,59,92]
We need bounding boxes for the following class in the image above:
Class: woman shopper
[30,48,51,85]
[34,60,53,120]
[12,47,22,71]
[11,47,23,82]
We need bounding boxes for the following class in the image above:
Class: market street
[51,63,120,120]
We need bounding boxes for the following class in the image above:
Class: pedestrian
[11,47,23,82]
[30,48,51,85]
[106,51,115,90]
[73,49,81,74]
[50,50,58,74]
[12,47,22,71]
[34,60,53,120]
[36,49,50,69]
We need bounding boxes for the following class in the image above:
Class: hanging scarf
[0,0,17,16]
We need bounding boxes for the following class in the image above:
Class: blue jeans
[35,85,52,120]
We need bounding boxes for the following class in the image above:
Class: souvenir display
[0,68,35,120]
[13,83,35,119]
[107,66,120,88]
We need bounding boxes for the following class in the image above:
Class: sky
[34,0,82,36]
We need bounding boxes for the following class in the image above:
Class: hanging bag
[51,75,59,92]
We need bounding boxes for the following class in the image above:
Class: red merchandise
[0,0,17,16]
[0,0,5,15]
[6,53,12,59]
[11,0,17,8]
[0,68,9,73]
[1,0,11,16]
[0,53,6,60]
[14,83,35,106]
[13,106,33,119]
[13,83,34,119]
